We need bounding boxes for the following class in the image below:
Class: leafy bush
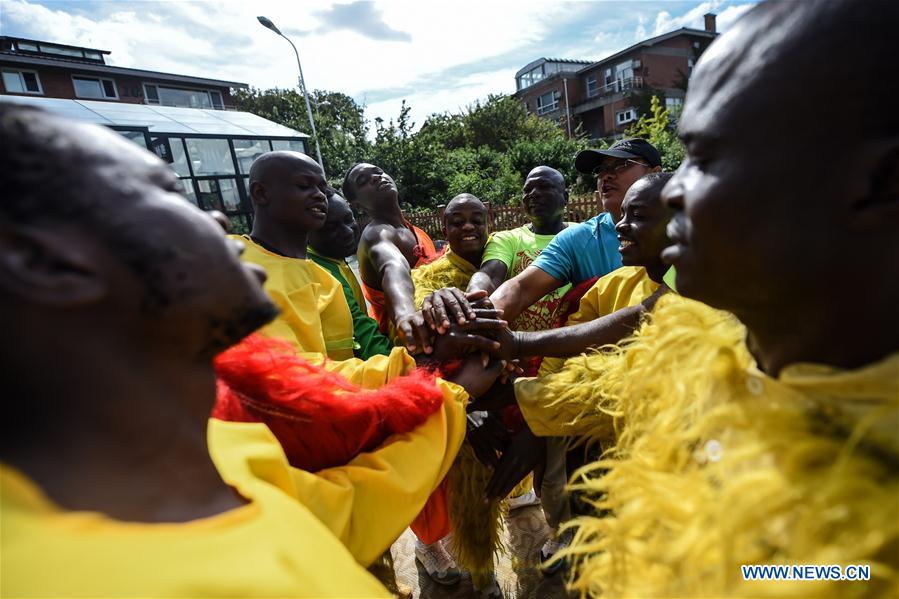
[625,95,685,172]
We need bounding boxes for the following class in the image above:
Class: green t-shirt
[307,252,393,360]
[481,224,573,332]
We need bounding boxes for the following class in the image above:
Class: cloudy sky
[0,0,757,131]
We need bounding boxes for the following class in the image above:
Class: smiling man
[496,1,899,596]
[473,173,674,571]
[471,141,661,328]
[236,151,356,359]
[412,193,489,310]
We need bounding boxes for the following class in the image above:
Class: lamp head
[257,16,282,35]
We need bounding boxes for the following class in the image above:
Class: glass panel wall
[197,179,224,211]
[219,178,242,211]
[117,130,149,149]
[139,134,306,229]
[233,139,271,174]
[184,138,234,175]
[271,139,306,153]
[159,87,212,109]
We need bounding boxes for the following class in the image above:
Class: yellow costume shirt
[232,235,355,360]
[0,455,388,598]
[411,249,479,309]
[529,265,659,397]
[521,295,899,597]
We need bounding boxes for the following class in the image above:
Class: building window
[233,139,272,174]
[615,60,636,91]
[586,75,598,98]
[271,139,306,153]
[144,83,219,109]
[2,69,42,94]
[517,65,545,90]
[616,108,637,125]
[604,68,612,86]
[16,41,39,52]
[38,44,84,58]
[184,138,235,175]
[209,90,224,110]
[73,76,118,100]
[665,97,684,110]
[536,90,559,115]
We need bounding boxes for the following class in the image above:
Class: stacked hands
[403,286,545,504]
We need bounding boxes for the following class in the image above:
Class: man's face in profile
[659,9,846,318]
[78,124,278,355]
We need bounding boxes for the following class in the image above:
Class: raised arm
[488,265,563,323]
[363,225,432,353]
[493,285,668,361]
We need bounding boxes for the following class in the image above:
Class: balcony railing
[587,76,643,98]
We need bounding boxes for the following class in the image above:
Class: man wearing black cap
[575,138,663,222]
[482,138,661,325]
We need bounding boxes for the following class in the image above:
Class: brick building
[515,13,718,140]
[0,36,309,232]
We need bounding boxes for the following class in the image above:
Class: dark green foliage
[232,88,369,186]
[236,88,592,207]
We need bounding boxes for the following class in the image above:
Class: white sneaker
[414,538,461,586]
[506,488,540,511]
[473,573,504,598]
[539,530,572,575]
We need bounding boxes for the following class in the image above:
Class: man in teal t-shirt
[308,191,393,360]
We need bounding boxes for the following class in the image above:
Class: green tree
[235,88,600,208]
[507,137,591,195]
[625,95,685,171]
[232,87,370,184]
[462,94,559,151]
[417,112,465,150]
[444,147,521,205]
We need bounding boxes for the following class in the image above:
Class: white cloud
[366,67,516,128]
[651,0,754,35]
[0,0,758,132]
[716,3,755,30]
[1,0,580,127]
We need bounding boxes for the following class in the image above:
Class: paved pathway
[389,504,572,598]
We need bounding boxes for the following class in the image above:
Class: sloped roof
[0,95,306,138]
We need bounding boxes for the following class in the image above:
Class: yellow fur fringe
[447,443,507,588]
[411,251,477,309]
[540,294,898,598]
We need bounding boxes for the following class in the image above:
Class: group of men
[2,0,897,597]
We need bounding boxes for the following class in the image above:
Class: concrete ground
[388,503,572,598]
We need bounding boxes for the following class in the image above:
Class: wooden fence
[359,196,603,240]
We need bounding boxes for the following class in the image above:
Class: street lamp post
[257,16,325,174]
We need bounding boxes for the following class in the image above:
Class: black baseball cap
[575,138,662,174]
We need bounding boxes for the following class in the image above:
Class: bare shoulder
[360,221,399,247]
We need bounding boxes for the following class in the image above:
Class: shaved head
[661,0,899,374]
[445,193,486,215]
[685,0,898,147]
[249,151,322,188]
[526,166,565,190]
